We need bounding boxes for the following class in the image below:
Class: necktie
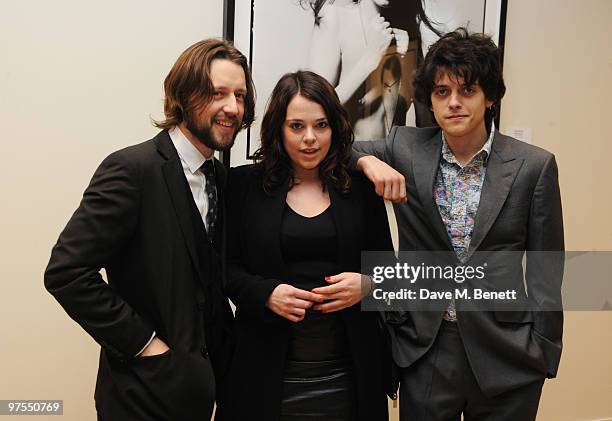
[201,160,217,241]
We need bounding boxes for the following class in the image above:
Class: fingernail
[319,298,324,302]
[312,289,319,293]
[325,276,331,281]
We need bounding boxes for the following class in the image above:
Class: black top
[220,165,393,421]
[281,205,349,362]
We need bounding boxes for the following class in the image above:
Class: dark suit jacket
[215,165,392,421]
[44,130,234,420]
[354,126,564,397]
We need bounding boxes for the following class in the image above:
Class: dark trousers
[399,321,544,421]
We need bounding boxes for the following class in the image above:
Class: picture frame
[224,0,508,166]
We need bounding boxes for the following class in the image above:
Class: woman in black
[216,71,392,421]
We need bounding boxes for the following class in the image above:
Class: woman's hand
[311,272,373,313]
[266,284,324,323]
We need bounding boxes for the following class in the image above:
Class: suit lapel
[413,131,453,250]
[257,177,290,278]
[328,185,355,267]
[156,132,202,280]
[466,133,524,260]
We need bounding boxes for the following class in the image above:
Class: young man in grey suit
[44,39,255,420]
[355,28,564,420]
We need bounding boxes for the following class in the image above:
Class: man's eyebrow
[211,85,247,92]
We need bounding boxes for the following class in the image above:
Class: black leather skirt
[280,358,356,421]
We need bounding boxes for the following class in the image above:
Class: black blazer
[216,165,393,421]
[354,126,564,397]
[44,130,234,420]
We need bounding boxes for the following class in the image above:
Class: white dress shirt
[136,126,214,356]
[169,125,215,229]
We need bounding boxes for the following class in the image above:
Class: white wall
[501,1,612,420]
[2,0,611,420]
[0,1,223,419]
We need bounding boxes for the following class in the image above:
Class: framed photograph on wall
[224,0,508,166]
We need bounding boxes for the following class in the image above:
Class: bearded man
[44,39,255,421]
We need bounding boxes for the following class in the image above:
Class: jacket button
[201,346,209,359]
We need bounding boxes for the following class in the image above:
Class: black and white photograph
[230,0,507,164]
[2,0,610,419]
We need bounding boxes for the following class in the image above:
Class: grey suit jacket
[354,126,564,397]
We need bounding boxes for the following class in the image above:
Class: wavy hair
[254,71,353,194]
[153,39,255,130]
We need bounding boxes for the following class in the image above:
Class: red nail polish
[319,298,324,302]
[325,276,331,281]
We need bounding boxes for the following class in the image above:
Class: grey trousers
[399,321,544,421]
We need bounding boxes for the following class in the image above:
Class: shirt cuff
[135,331,156,356]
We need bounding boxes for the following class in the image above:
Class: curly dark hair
[253,70,353,194]
[413,27,506,123]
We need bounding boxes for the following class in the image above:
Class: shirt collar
[168,126,213,174]
[441,124,495,167]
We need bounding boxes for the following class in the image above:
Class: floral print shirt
[435,128,494,320]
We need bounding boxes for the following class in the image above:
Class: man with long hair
[44,39,255,420]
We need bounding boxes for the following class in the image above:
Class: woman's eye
[290,123,302,130]
[434,89,447,96]
[317,121,329,129]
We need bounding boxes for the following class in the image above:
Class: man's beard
[186,114,240,152]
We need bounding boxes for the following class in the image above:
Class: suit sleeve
[525,154,564,360]
[350,126,399,169]
[362,177,394,255]
[44,151,155,361]
[225,168,284,322]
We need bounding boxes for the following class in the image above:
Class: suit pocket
[129,349,215,418]
[531,329,562,378]
[493,310,534,324]
[384,310,411,325]
[130,348,174,377]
